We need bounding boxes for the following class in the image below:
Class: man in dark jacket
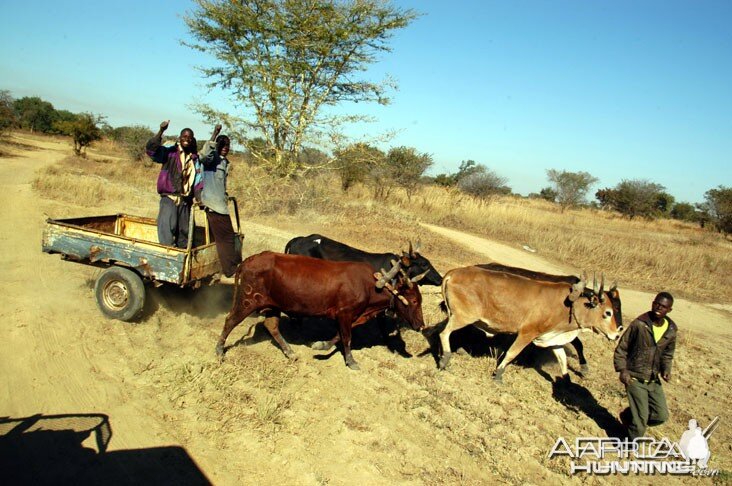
[146,120,203,248]
[200,124,241,283]
[614,292,678,439]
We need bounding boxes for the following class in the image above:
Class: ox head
[569,273,622,341]
[400,240,443,286]
[375,260,424,331]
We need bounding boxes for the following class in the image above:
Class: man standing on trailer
[145,120,203,248]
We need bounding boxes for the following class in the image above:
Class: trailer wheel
[94,267,145,322]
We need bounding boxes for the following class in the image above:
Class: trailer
[41,200,243,322]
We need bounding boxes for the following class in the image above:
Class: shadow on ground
[0,413,211,485]
[227,313,414,362]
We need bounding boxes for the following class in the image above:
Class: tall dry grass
[31,136,732,303]
[33,153,160,212]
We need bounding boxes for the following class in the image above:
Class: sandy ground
[1,136,730,485]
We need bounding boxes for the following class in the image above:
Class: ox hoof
[556,375,572,387]
[215,344,225,357]
[579,364,590,376]
[438,353,452,370]
[345,355,360,370]
[311,341,334,351]
[285,350,299,361]
[492,369,505,383]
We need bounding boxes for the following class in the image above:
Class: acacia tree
[184,0,417,177]
[546,169,598,211]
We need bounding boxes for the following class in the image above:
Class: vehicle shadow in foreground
[0,413,211,485]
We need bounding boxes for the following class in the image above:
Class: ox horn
[598,274,606,302]
[411,268,430,283]
[376,260,401,289]
[399,268,414,288]
[593,273,598,294]
[414,239,422,254]
[408,241,415,257]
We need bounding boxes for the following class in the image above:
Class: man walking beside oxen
[614,292,678,440]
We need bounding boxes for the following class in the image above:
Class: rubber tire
[94,267,145,322]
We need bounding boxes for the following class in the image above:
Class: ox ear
[569,279,584,302]
[609,281,618,292]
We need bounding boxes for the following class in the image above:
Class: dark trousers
[206,211,242,277]
[626,378,669,439]
[158,197,191,248]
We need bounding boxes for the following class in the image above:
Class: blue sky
[1,1,729,203]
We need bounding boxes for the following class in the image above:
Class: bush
[457,166,510,200]
[55,113,104,156]
[109,125,155,161]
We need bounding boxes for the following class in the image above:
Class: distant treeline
[1,89,730,234]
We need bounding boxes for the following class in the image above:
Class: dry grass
[32,153,158,211]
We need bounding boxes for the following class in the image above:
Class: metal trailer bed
[42,200,243,321]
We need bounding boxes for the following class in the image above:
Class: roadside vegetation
[14,129,731,305]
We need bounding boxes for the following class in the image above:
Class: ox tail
[228,265,244,317]
[440,274,452,316]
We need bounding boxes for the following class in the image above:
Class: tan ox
[438,266,622,382]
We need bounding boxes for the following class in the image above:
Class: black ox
[284,234,443,286]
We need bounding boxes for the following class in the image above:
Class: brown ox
[477,262,623,374]
[438,266,621,382]
[216,251,425,369]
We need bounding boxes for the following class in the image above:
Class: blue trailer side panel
[42,223,186,284]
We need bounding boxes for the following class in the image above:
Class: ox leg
[493,332,534,383]
[312,334,340,351]
[216,306,251,357]
[437,324,454,370]
[570,337,589,375]
[551,346,571,384]
[262,312,297,361]
[337,317,359,370]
